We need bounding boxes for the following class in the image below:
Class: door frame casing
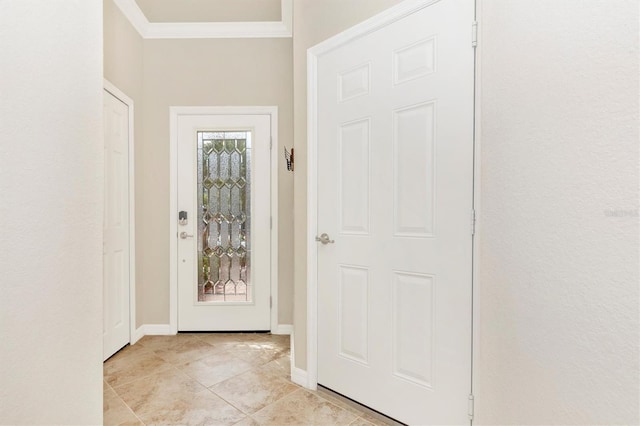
[471,0,482,413]
[103,79,138,346]
[305,0,478,400]
[169,106,279,334]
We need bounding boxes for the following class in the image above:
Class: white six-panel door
[315,0,474,423]
[103,90,131,360]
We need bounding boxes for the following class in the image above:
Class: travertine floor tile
[314,388,401,425]
[195,332,269,349]
[232,340,290,367]
[105,342,152,363]
[313,387,365,416]
[103,391,142,426]
[211,369,299,414]
[349,417,378,426]
[179,350,255,387]
[104,380,115,396]
[114,369,245,425]
[196,333,289,362]
[151,338,218,365]
[255,333,290,347]
[104,333,400,426]
[358,412,401,426]
[260,355,291,379]
[136,333,201,351]
[250,388,358,425]
[112,369,203,409]
[104,347,173,388]
[232,415,261,426]
[140,391,246,426]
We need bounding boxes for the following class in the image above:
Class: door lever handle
[179,232,194,239]
[315,233,335,245]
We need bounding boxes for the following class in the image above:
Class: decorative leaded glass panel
[197,131,251,302]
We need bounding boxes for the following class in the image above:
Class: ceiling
[134,0,282,23]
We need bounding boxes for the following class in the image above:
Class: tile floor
[104,333,398,425]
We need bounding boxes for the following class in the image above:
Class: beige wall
[104,0,144,103]
[105,3,294,327]
[292,0,403,370]
[476,0,639,423]
[104,0,145,327]
[0,1,104,423]
[141,38,294,325]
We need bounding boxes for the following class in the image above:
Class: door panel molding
[169,106,279,334]
[103,80,137,352]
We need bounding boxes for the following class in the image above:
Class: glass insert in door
[197,131,252,302]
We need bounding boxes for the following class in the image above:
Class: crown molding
[112,0,149,36]
[145,20,291,39]
[112,0,293,39]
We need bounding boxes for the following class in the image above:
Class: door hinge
[270,136,273,150]
[468,394,475,421]
[472,21,478,48]
[471,209,476,236]
[270,296,272,308]
[270,216,273,229]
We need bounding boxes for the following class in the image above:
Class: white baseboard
[289,331,312,389]
[131,324,175,345]
[272,324,293,335]
[143,324,174,335]
[131,326,145,344]
[291,366,309,387]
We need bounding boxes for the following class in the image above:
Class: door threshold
[177,330,271,334]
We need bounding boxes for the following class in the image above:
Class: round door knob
[315,233,335,245]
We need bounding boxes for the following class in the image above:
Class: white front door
[315,0,475,424]
[176,112,271,331]
[103,90,131,360]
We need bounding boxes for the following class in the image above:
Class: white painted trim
[112,0,148,36]
[306,0,474,394]
[289,332,308,386]
[169,106,279,334]
[103,80,137,352]
[291,366,309,388]
[169,108,179,335]
[131,324,175,344]
[273,324,293,335]
[145,21,291,39]
[269,111,280,335]
[306,47,320,392]
[280,0,293,36]
[472,0,482,409]
[142,324,174,335]
[290,332,295,371]
[131,326,145,344]
[307,0,442,58]
[113,0,292,39]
